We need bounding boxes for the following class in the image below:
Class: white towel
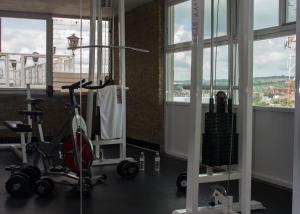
[97,85,123,140]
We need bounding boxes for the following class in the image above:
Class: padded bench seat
[3,121,32,132]
[18,110,43,116]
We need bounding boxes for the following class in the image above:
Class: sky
[0,17,110,73]
[0,0,297,81]
[171,0,296,83]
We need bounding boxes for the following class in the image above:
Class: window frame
[0,11,52,92]
[165,0,296,109]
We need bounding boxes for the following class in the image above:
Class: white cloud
[174,25,192,44]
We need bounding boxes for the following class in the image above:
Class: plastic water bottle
[139,152,145,171]
[154,152,160,172]
[100,149,104,161]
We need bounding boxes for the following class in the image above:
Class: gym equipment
[5,79,106,197]
[77,0,147,179]
[202,91,238,166]
[83,81,140,179]
[172,0,265,213]
[1,84,33,163]
[207,185,237,214]
[176,172,187,192]
[5,165,41,197]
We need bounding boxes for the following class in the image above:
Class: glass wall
[0,17,47,88]
[166,0,296,108]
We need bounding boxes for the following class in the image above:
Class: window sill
[165,101,294,113]
[0,88,46,95]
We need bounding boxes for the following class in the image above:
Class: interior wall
[114,0,165,145]
[0,92,87,138]
[165,103,294,188]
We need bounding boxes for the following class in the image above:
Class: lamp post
[10,59,17,86]
[67,34,79,72]
[32,52,39,84]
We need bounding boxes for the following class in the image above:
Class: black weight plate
[21,166,41,184]
[34,179,52,197]
[176,172,187,192]
[117,160,130,177]
[5,172,30,197]
[121,161,139,179]
[43,178,55,191]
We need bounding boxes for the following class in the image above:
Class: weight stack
[202,92,239,167]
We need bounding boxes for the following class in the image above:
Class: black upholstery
[18,110,43,116]
[3,121,32,132]
[25,98,44,105]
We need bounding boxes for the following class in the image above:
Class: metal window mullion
[166,0,190,7]
[254,23,296,40]
[46,17,53,88]
[279,0,287,25]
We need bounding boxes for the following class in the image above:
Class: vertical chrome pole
[227,0,234,99]
[119,0,126,159]
[185,0,205,213]
[292,0,300,213]
[86,0,97,138]
[97,0,103,84]
[210,0,214,98]
[237,0,254,213]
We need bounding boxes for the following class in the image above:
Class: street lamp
[9,59,17,87]
[67,33,79,72]
[32,52,39,84]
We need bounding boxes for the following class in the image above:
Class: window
[203,45,229,87]
[168,1,192,45]
[166,0,231,103]
[0,17,47,88]
[53,18,111,90]
[166,0,296,108]
[254,0,279,30]
[204,0,227,39]
[287,0,297,23]
[166,50,191,102]
[253,35,296,107]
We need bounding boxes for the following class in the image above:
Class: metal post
[20,133,28,164]
[86,0,97,138]
[185,0,205,213]
[97,0,103,84]
[5,54,9,87]
[46,18,53,88]
[210,0,214,97]
[119,0,126,159]
[26,84,32,144]
[20,55,25,88]
[237,0,254,213]
[292,0,300,212]
[227,0,234,98]
[111,8,115,79]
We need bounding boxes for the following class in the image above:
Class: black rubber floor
[0,146,292,214]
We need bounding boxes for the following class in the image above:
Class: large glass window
[254,0,279,30]
[0,17,47,88]
[53,18,110,91]
[287,0,297,23]
[166,51,191,102]
[253,35,296,107]
[204,0,227,39]
[168,1,192,44]
[203,45,229,87]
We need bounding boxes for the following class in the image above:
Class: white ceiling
[0,0,153,17]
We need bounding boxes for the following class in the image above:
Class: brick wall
[0,92,87,138]
[114,0,165,145]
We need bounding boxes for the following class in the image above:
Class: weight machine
[1,84,33,164]
[74,0,149,167]
[172,0,264,213]
[292,0,300,213]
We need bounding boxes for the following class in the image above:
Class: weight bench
[3,120,32,164]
